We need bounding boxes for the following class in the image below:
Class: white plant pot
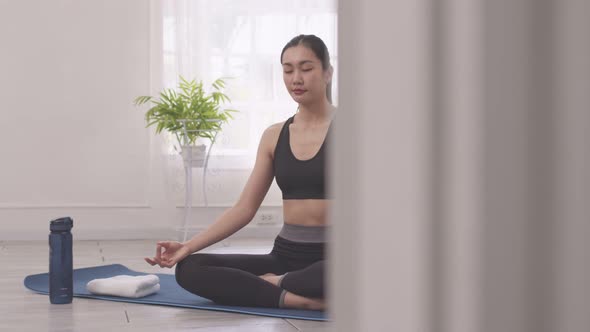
[181,144,207,167]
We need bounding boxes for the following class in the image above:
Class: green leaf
[132,75,240,146]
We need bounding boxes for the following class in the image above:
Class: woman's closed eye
[284,68,312,74]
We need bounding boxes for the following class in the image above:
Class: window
[162,0,338,169]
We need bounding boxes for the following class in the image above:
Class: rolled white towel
[86,274,160,298]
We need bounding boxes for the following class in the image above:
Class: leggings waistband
[271,235,325,261]
[278,223,328,243]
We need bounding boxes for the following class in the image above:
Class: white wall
[0,0,283,241]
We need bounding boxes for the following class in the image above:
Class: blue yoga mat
[23,264,327,321]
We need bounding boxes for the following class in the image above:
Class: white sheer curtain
[161,0,338,170]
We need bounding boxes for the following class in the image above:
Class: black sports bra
[273,115,332,200]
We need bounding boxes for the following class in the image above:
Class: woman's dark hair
[280,34,333,104]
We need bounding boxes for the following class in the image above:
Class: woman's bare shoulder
[262,120,288,159]
[267,120,287,135]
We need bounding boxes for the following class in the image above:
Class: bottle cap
[50,217,74,232]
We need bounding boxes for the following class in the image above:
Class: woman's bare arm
[181,124,280,254]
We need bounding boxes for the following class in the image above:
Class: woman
[145,34,335,311]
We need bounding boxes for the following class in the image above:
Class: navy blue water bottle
[49,217,74,304]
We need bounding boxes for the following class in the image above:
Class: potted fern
[134,76,238,167]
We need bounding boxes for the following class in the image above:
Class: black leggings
[175,236,325,308]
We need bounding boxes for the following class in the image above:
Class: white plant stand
[176,119,222,242]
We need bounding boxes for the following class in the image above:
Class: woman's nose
[293,70,303,84]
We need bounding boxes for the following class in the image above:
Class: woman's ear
[325,65,334,84]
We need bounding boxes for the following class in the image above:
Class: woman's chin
[291,94,311,104]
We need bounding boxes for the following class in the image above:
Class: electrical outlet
[256,212,278,225]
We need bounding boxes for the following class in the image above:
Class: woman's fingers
[145,255,175,268]
[158,241,174,253]
[159,242,181,261]
[158,244,174,262]
[144,257,157,266]
[156,244,162,260]
[161,260,174,268]
[146,242,181,268]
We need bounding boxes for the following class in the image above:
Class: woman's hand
[144,241,191,268]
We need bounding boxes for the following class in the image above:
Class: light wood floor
[0,239,329,331]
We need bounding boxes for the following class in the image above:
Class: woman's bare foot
[258,274,326,310]
[284,291,326,311]
[259,273,282,286]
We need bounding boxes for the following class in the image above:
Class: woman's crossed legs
[174,252,325,310]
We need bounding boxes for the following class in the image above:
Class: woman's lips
[293,89,306,95]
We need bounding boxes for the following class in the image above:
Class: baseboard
[0,224,282,241]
